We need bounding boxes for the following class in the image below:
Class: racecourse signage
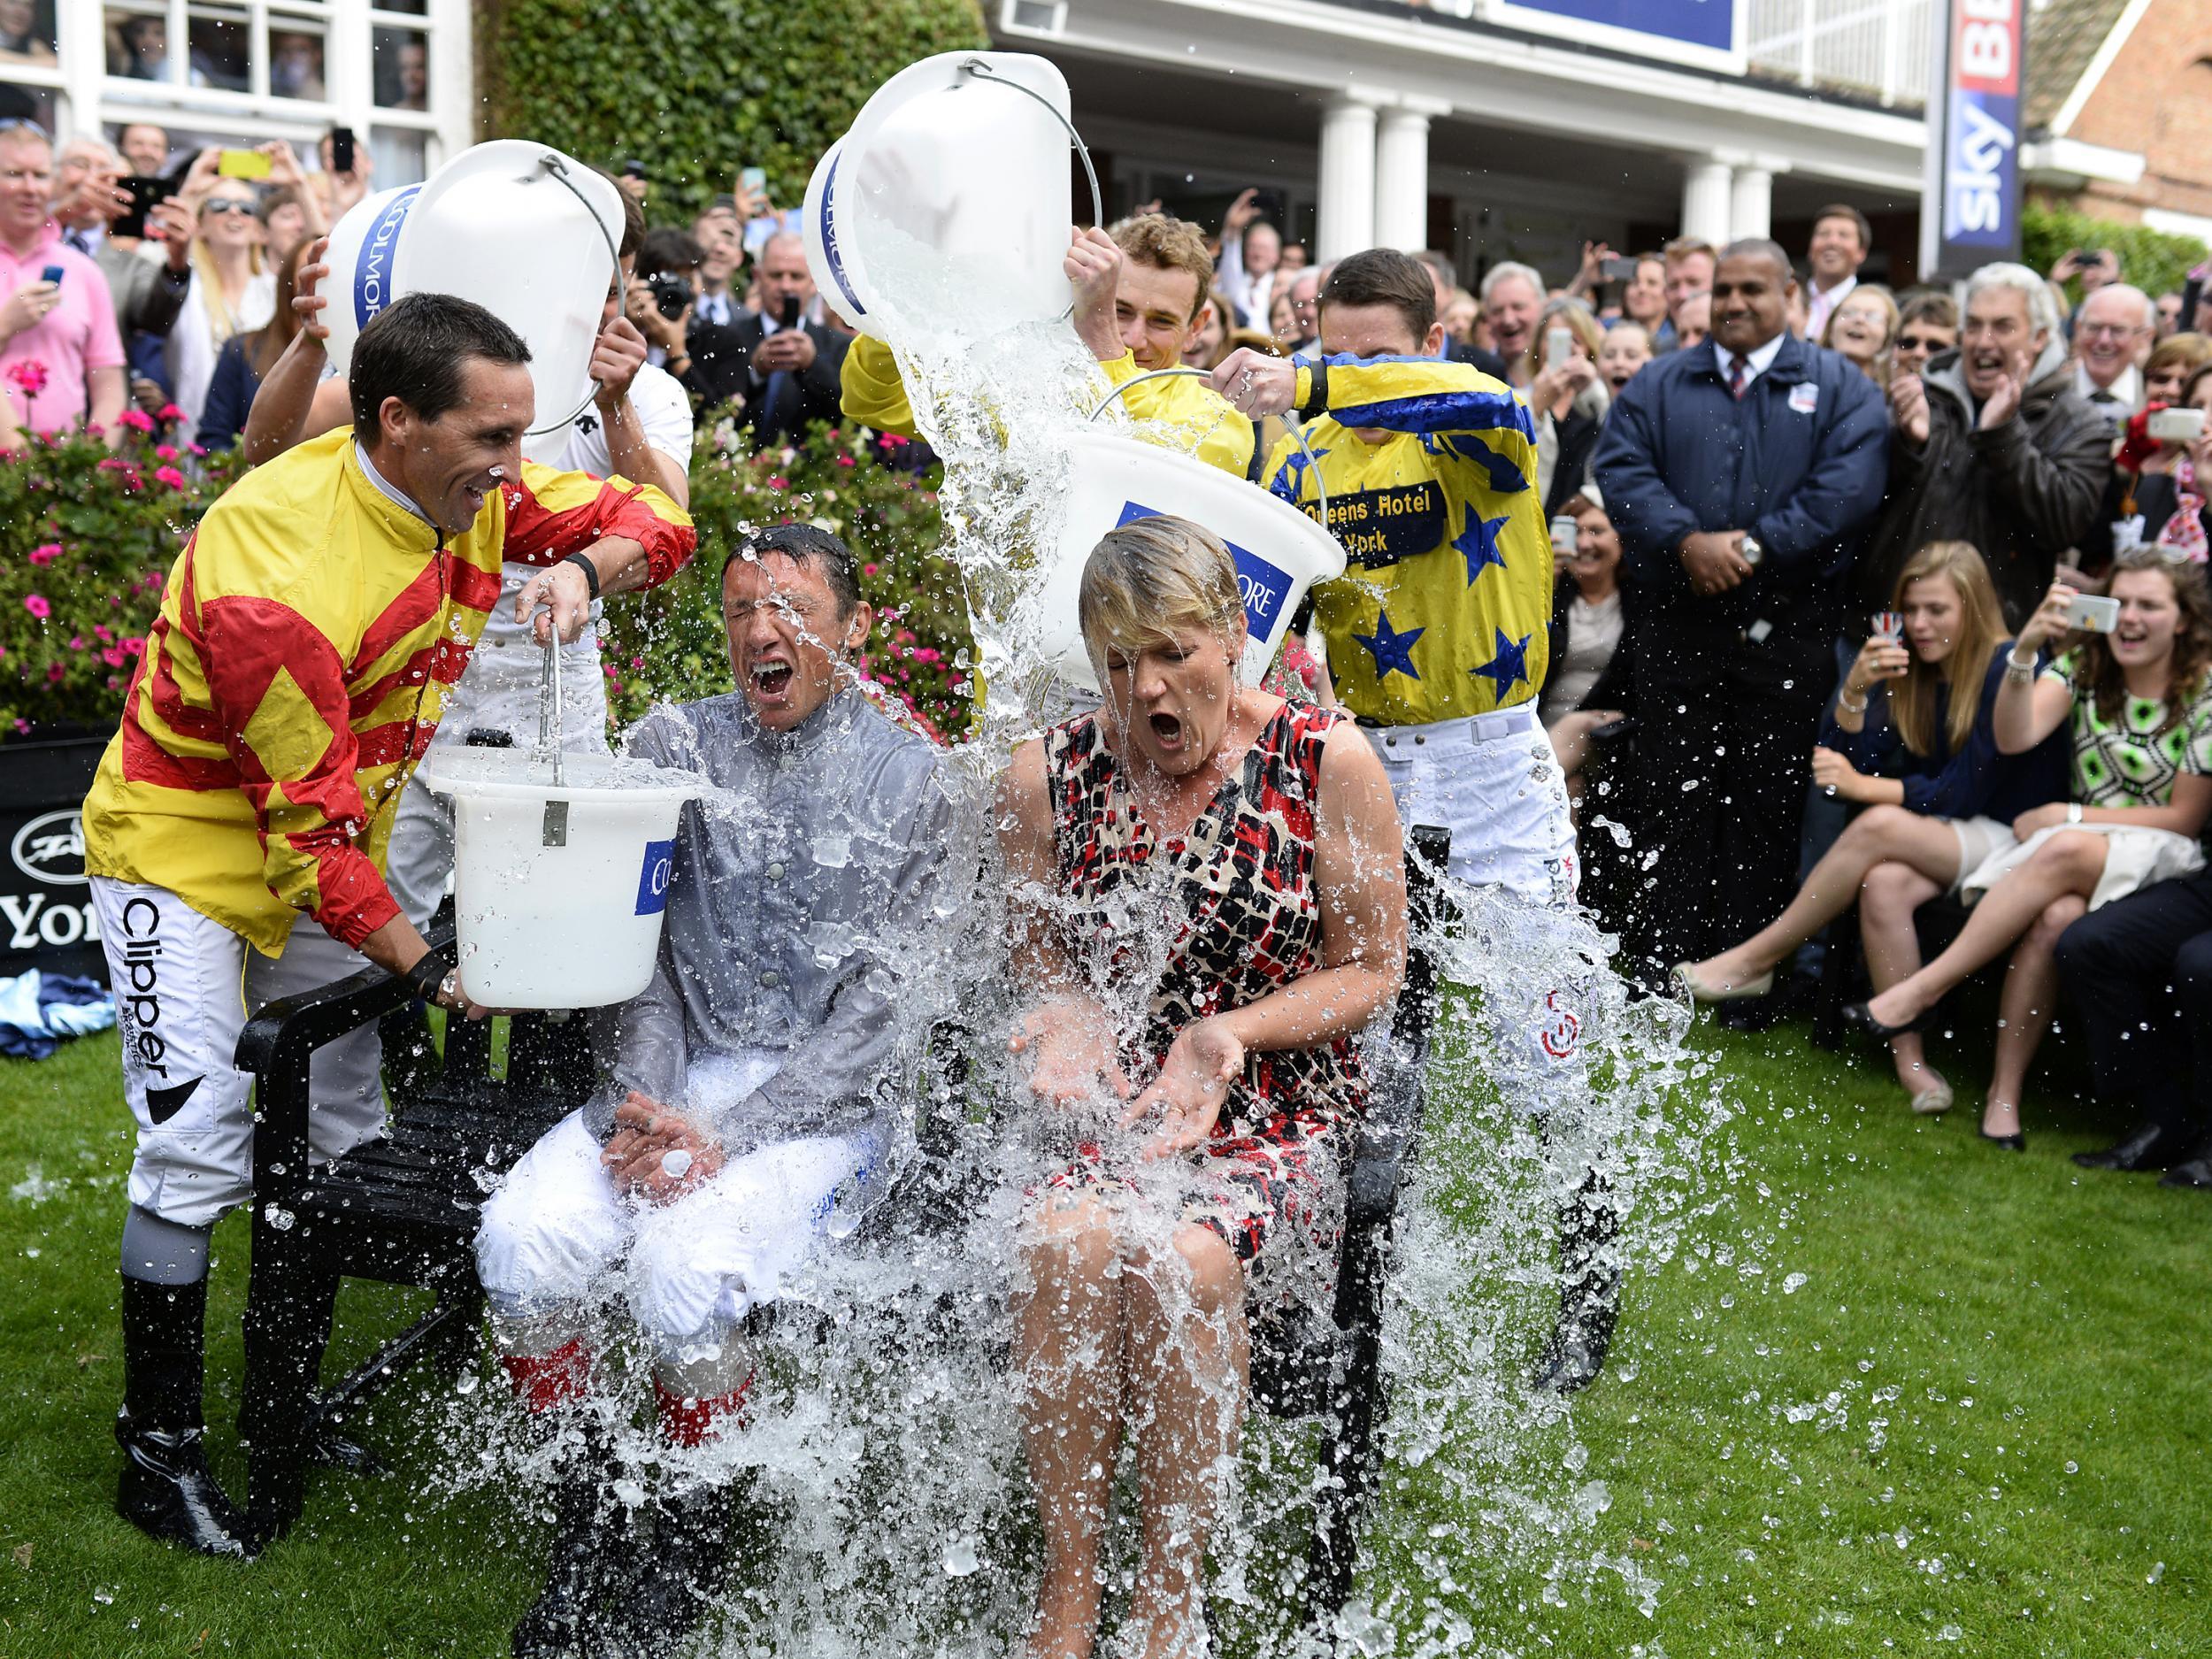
[1921,0,2025,277]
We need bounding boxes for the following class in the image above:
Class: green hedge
[484,0,990,225]
[2022,201,2208,309]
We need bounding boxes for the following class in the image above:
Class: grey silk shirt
[587,686,953,1154]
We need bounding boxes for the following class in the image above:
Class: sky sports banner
[1922,0,2025,277]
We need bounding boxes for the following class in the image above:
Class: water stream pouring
[414,630,699,1008]
[319,141,624,465]
[1029,370,1348,691]
[803,51,1090,343]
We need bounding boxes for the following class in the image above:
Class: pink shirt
[1,227,126,434]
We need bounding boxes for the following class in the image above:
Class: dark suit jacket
[93,239,188,340]
[686,311,851,442]
[1449,342,1511,380]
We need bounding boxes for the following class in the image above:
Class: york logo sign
[3,808,98,953]
[1943,0,2021,251]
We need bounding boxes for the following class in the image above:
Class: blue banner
[1498,0,1733,53]
[1938,0,2024,265]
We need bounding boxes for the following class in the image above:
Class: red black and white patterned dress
[1038,700,1366,1303]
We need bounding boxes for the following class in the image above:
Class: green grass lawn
[1,1018,2206,1657]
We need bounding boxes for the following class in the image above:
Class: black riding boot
[602,1471,757,1657]
[116,1275,257,1558]
[512,1422,635,1659]
[1533,1167,1623,1395]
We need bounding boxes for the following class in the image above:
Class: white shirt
[695,288,735,328]
[2073,360,2142,415]
[1804,273,1857,342]
[356,442,432,524]
[1714,331,1787,394]
[170,265,277,445]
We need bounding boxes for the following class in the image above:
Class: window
[0,0,57,69]
[371,25,427,111]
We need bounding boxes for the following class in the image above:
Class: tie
[1729,359,1747,401]
[65,229,93,257]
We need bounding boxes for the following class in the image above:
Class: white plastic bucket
[803,51,1074,342]
[1036,432,1349,692]
[411,748,703,1010]
[321,140,622,465]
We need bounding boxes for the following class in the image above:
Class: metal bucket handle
[527,152,625,441]
[1086,366,1333,534]
[956,58,1102,324]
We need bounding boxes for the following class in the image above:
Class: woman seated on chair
[1843,549,2212,1148]
[1679,541,2068,1114]
[995,514,1408,1659]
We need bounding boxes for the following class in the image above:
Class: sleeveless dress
[1036,701,1368,1303]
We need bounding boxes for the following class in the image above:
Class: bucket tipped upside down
[321,140,624,465]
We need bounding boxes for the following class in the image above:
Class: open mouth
[751,660,795,698]
[1147,710,1185,749]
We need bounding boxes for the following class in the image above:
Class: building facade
[0,0,474,186]
[994,0,1935,282]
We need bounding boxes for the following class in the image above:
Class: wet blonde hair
[1078,515,1245,673]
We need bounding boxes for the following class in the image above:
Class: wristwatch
[2067,803,2084,826]
[1739,534,1764,568]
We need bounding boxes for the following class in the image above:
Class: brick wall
[2064,0,2212,219]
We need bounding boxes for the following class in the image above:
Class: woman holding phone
[2111,359,2212,553]
[1521,297,1609,515]
[1678,541,2068,1114]
[1843,550,2212,1147]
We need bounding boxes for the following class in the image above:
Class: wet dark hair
[349,292,532,441]
[637,227,703,278]
[724,523,862,618]
[1320,248,1436,339]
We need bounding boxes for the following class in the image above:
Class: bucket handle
[527,153,626,442]
[1087,367,1334,538]
[956,58,1102,323]
[538,630,565,790]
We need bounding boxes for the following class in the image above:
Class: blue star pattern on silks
[1454,509,1509,585]
[1471,627,1532,701]
[1353,607,1425,682]
[1266,442,1333,508]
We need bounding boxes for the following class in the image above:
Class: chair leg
[1306,1324,1388,1630]
[239,1210,339,1540]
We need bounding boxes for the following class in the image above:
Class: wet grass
[2,1018,2206,1656]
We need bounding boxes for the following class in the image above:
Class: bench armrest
[235,922,455,1202]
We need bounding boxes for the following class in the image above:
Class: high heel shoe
[1839,999,1930,1041]
[1978,1107,2025,1152]
[1673,962,1776,1003]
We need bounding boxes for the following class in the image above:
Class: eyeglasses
[202,199,254,217]
[1895,334,1948,352]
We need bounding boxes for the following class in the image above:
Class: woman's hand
[1121,1018,1244,1162]
[2019,581,2079,656]
[1528,354,1597,413]
[602,1091,725,1204]
[2011,802,2072,840]
[1010,998,1133,1109]
[1810,745,1872,802]
[1844,634,1909,696]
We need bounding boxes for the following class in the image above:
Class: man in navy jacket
[1593,239,1888,981]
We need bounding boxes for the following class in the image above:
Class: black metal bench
[229,826,1451,1637]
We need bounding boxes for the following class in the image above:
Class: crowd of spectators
[8,111,2212,1186]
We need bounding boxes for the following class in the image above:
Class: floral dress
[1037,701,1365,1304]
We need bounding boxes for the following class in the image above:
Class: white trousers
[90,877,385,1228]
[474,1052,879,1354]
[1363,704,1578,901]
[1363,705,1588,1105]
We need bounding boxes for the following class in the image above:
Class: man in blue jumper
[1593,239,1889,983]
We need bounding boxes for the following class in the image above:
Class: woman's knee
[1129,1225,1247,1327]
[1018,1195,1123,1301]
[1861,858,1934,912]
[1845,803,1912,849]
[2032,829,2107,884]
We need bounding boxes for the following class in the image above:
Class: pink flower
[157,403,185,421]
[92,624,112,642]
[767,476,788,491]
[102,647,126,667]
[118,408,155,433]
[879,433,909,449]
[28,542,58,565]
[834,455,856,468]
[23,594,50,619]
[153,465,188,489]
[67,635,84,650]
[6,358,49,396]
[155,443,180,461]
[46,662,65,683]
[122,636,145,656]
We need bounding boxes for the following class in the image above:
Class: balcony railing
[1747,0,1933,107]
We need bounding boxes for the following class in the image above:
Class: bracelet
[403,948,456,1006]
[2006,644,2039,676]
[561,551,603,601]
[1836,692,1867,716]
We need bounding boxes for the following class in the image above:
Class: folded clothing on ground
[0,970,117,1061]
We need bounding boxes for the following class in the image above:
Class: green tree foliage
[484,0,989,225]
[2023,201,2208,309]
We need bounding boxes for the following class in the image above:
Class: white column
[1317,96,1378,263]
[1730,166,1773,242]
[1372,106,1432,252]
[1680,158,1734,247]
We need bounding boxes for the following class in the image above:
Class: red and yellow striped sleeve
[188,570,399,949]
[501,462,695,587]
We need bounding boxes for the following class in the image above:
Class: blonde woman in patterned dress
[995,515,1408,1659]
[1846,549,2212,1148]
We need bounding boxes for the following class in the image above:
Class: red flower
[118,409,156,433]
[46,662,65,682]
[6,358,49,396]
[157,403,185,421]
